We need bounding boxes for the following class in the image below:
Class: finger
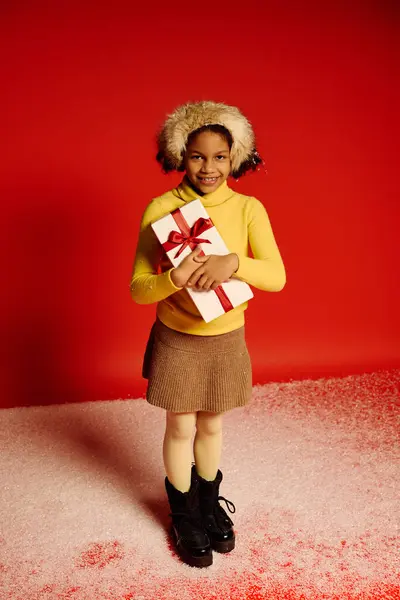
[196,274,209,289]
[185,247,202,264]
[202,277,215,291]
[193,254,209,263]
[187,268,204,287]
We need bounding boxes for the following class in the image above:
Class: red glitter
[56,587,82,599]
[76,540,124,569]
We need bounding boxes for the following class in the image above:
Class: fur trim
[158,101,256,173]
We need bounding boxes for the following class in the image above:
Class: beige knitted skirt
[142,319,252,413]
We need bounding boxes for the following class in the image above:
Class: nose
[201,157,214,172]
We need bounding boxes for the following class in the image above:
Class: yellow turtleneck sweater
[130,177,286,335]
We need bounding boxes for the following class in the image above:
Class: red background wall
[1,1,398,408]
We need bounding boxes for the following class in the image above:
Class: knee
[196,412,223,437]
[165,412,196,441]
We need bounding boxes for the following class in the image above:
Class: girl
[130,101,286,568]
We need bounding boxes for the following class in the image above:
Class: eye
[191,155,202,160]
[216,155,227,160]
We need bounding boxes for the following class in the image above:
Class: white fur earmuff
[157,101,256,173]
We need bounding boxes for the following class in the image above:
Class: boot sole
[212,536,235,553]
[171,528,213,568]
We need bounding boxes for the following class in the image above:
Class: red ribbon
[162,209,234,313]
[163,210,213,258]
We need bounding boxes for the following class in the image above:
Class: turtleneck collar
[172,176,235,207]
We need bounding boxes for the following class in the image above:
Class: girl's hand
[170,247,204,288]
[187,253,239,291]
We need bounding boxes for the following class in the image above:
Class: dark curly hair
[156,124,263,179]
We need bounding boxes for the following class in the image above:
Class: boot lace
[218,496,236,514]
[215,496,236,528]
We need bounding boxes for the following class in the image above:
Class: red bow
[163,212,213,258]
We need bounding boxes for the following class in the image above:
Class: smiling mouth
[197,176,220,184]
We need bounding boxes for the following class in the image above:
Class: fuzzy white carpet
[0,371,399,600]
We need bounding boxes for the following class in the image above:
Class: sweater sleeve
[234,198,286,292]
[129,203,182,305]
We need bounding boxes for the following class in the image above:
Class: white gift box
[151,199,253,323]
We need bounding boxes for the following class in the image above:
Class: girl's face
[183,131,231,195]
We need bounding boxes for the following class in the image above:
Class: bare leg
[194,411,224,481]
[163,411,197,492]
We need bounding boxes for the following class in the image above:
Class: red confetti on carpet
[0,370,399,599]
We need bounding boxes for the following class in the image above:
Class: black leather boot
[194,466,236,553]
[165,473,213,568]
